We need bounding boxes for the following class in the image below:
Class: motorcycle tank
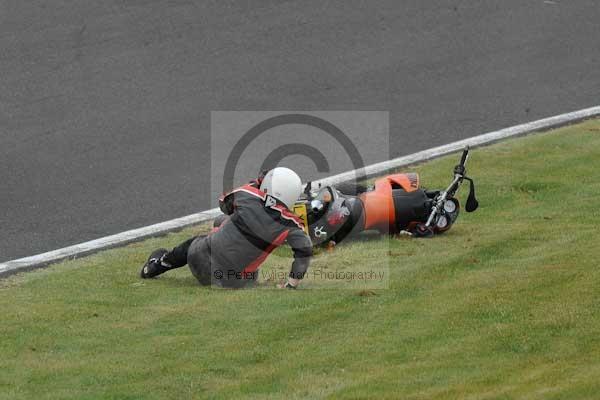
[360,173,424,232]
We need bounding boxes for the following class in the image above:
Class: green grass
[2,119,600,399]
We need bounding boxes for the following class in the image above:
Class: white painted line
[314,105,600,187]
[1,105,599,276]
[0,208,221,276]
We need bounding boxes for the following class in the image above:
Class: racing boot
[140,248,171,279]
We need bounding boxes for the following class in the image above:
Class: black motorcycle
[292,147,479,246]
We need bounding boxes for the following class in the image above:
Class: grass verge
[2,119,600,399]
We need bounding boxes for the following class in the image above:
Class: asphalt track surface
[1,1,599,262]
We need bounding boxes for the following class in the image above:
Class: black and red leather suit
[162,180,313,288]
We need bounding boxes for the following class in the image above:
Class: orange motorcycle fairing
[359,173,420,232]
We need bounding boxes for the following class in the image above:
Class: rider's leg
[140,236,205,278]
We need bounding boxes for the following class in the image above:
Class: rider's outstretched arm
[284,228,313,288]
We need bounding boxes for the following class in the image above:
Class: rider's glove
[284,281,297,289]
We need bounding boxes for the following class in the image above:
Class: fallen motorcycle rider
[140,167,313,289]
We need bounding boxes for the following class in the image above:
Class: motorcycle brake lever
[463,176,479,212]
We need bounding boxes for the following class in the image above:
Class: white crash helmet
[259,167,302,210]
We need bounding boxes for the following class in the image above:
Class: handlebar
[454,146,469,176]
[428,146,470,224]
[459,146,469,167]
